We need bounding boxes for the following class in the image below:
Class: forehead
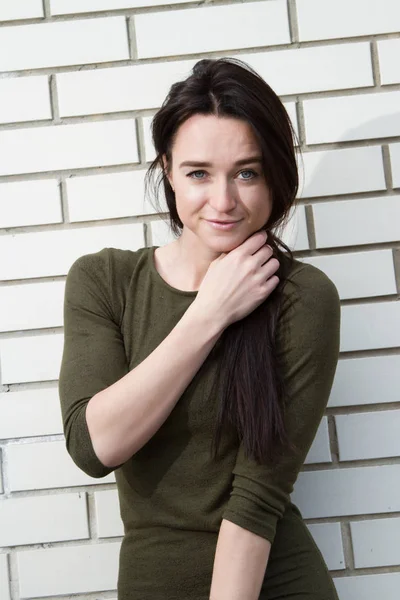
[172,114,260,155]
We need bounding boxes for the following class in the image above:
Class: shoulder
[277,257,341,340]
[65,246,149,321]
[281,257,340,315]
[67,246,147,285]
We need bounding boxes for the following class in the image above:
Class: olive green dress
[59,245,341,600]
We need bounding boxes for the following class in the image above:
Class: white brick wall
[0,17,129,72]
[17,541,121,598]
[0,492,89,546]
[307,523,345,571]
[297,0,400,40]
[378,39,400,85]
[0,1,399,598]
[0,119,139,176]
[0,77,51,125]
[350,517,400,568]
[292,465,400,518]
[135,2,290,59]
[0,1,43,21]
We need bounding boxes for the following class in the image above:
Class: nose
[208,178,237,212]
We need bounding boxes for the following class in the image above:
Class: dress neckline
[149,245,199,298]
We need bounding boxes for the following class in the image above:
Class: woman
[59,57,340,600]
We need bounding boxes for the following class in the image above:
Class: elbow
[85,397,127,470]
[63,402,118,479]
[65,434,115,479]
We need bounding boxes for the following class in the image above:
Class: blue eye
[186,169,258,180]
[239,170,257,180]
[187,170,206,179]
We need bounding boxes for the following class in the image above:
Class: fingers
[239,229,268,256]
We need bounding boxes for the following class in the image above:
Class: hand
[193,230,280,330]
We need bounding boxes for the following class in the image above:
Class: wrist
[185,301,226,342]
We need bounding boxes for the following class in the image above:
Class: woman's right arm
[86,298,223,469]
[59,231,278,476]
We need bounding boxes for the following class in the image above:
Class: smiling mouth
[206,219,241,223]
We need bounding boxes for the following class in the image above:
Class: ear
[162,153,175,192]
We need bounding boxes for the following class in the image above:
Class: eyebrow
[179,156,263,168]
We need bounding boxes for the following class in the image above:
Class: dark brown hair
[144,57,300,464]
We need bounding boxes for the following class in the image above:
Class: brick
[303,91,400,144]
[143,115,156,162]
[0,388,62,439]
[0,554,10,600]
[95,489,124,538]
[329,355,400,408]
[0,119,138,177]
[17,541,121,598]
[304,417,331,464]
[67,171,158,222]
[313,196,399,248]
[0,179,61,228]
[297,0,400,41]
[379,39,400,85]
[300,146,386,199]
[301,250,396,300]
[284,102,298,140]
[0,333,63,384]
[351,517,400,568]
[390,143,400,188]
[51,0,193,14]
[0,76,51,124]
[238,43,373,95]
[307,523,345,571]
[0,222,144,280]
[150,218,176,247]
[336,410,400,461]
[57,60,196,117]
[279,205,309,251]
[135,1,290,59]
[0,17,129,72]
[6,440,115,491]
[0,493,89,547]
[341,302,400,352]
[334,572,400,600]
[0,0,43,20]
[0,281,65,332]
[291,465,400,519]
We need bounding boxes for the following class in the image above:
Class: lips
[206,219,240,223]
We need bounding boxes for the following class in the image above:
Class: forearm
[209,519,271,600]
[86,302,223,467]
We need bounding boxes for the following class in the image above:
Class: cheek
[177,183,207,209]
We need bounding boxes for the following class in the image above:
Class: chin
[203,233,248,253]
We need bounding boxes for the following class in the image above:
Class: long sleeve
[221,263,341,544]
[58,248,129,478]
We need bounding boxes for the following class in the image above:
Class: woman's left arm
[209,264,341,600]
[209,519,271,600]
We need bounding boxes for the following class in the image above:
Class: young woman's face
[165,114,272,252]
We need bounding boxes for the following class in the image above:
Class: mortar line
[304,204,316,249]
[392,249,400,295]
[60,178,70,223]
[327,415,339,465]
[341,521,356,570]
[127,15,138,61]
[287,0,299,44]
[370,40,382,88]
[42,0,51,19]
[382,145,394,191]
[49,74,61,122]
